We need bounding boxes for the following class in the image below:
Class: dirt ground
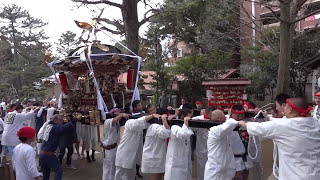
[1,125,276,180]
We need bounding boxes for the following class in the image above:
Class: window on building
[177,49,183,58]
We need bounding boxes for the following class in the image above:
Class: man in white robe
[13,126,41,180]
[164,108,194,180]
[239,97,320,180]
[114,113,160,180]
[192,106,215,180]
[83,124,98,162]
[313,92,320,121]
[227,105,252,180]
[1,104,38,159]
[204,109,238,180]
[141,105,171,180]
[102,110,128,180]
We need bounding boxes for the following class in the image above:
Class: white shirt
[1,101,6,111]
[193,115,209,159]
[164,124,194,180]
[204,118,238,180]
[46,107,56,121]
[141,124,170,173]
[1,111,35,146]
[247,117,320,180]
[103,118,120,146]
[313,105,320,122]
[0,118,4,139]
[115,116,148,169]
[13,143,41,180]
[192,115,209,180]
[227,118,253,171]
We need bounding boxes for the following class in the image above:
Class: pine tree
[0,4,50,99]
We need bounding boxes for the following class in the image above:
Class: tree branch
[264,5,284,22]
[100,26,123,35]
[291,8,320,24]
[139,9,160,27]
[72,0,123,9]
[95,17,124,31]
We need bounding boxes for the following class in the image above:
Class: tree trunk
[275,2,293,95]
[121,0,140,86]
[121,0,139,54]
[11,21,22,90]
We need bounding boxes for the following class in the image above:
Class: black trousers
[58,146,73,165]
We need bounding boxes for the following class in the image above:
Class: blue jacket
[41,121,74,152]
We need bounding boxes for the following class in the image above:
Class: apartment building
[168,0,320,65]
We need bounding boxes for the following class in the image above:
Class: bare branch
[95,17,124,30]
[139,9,160,27]
[243,0,280,8]
[264,5,284,22]
[97,8,105,19]
[72,0,123,9]
[100,26,123,35]
[291,8,320,24]
[137,0,153,9]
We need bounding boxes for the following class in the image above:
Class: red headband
[286,99,312,117]
[244,101,254,109]
[315,92,320,97]
[204,113,209,119]
[195,101,203,104]
[231,105,245,114]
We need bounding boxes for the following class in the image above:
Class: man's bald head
[288,97,308,109]
[284,97,309,118]
[212,110,226,122]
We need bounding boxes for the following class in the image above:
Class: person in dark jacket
[39,114,74,180]
[58,122,77,169]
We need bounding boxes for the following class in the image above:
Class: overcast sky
[0,0,158,52]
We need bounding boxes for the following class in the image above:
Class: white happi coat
[141,124,170,174]
[13,143,41,180]
[313,105,320,122]
[227,118,253,172]
[2,111,35,146]
[204,118,238,180]
[102,118,120,180]
[164,124,194,180]
[115,116,148,169]
[247,117,320,180]
[193,115,209,180]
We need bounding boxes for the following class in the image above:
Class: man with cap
[13,126,41,180]
[239,97,320,180]
[313,91,320,122]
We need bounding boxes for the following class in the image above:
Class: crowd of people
[1,92,320,180]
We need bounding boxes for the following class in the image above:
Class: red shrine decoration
[59,72,69,94]
[127,68,134,89]
[202,78,251,109]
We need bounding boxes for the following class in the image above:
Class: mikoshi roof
[52,41,138,74]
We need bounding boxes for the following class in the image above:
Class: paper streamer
[110,93,116,108]
[58,93,63,109]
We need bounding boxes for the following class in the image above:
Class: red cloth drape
[59,72,69,94]
[127,68,134,89]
